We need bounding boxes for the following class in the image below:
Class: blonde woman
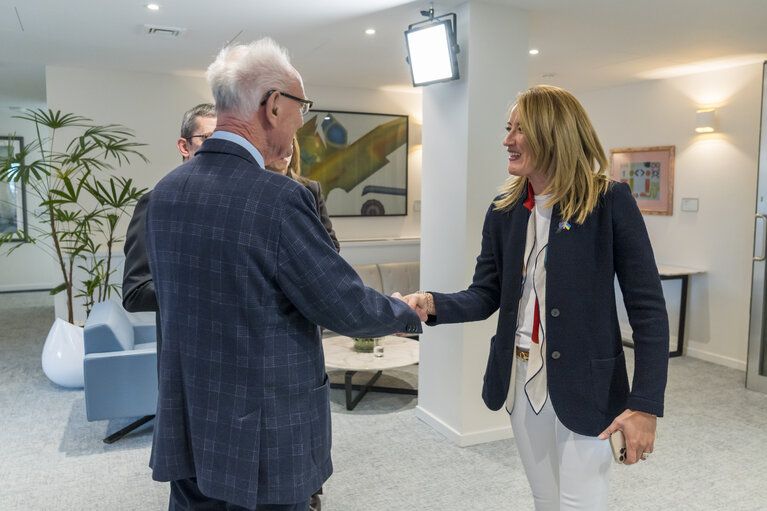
[406,85,669,510]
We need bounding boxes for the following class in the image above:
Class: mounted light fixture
[404,7,460,87]
[695,108,716,133]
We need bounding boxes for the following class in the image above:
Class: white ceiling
[1,0,766,102]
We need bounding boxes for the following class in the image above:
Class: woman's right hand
[598,409,657,465]
[402,292,435,318]
[392,292,427,322]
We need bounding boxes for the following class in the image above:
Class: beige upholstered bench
[351,261,420,297]
[322,261,420,339]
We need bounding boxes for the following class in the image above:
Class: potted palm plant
[0,109,148,386]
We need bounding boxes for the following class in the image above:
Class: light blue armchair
[83,300,158,443]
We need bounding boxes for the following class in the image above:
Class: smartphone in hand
[609,430,627,464]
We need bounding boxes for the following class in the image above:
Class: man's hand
[392,292,428,322]
[402,292,434,319]
[598,409,657,465]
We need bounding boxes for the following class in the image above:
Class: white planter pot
[41,318,85,388]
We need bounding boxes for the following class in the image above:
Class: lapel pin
[558,221,571,231]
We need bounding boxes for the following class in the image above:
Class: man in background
[145,38,423,510]
[175,104,217,162]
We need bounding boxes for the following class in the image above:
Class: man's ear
[177,137,191,159]
[264,94,280,127]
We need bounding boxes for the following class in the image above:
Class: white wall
[578,62,763,370]
[46,66,214,195]
[418,1,528,446]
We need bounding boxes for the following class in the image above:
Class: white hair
[206,37,300,117]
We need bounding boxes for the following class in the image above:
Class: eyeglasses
[186,133,212,142]
[260,90,314,116]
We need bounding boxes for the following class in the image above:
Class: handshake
[392,291,435,323]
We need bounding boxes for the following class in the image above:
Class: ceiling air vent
[144,24,185,37]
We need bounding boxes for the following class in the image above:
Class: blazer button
[550,308,560,317]
[551,351,561,360]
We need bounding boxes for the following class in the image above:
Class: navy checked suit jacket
[428,182,669,436]
[145,138,421,507]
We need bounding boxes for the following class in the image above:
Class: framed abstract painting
[297,110,408,217]
[611,145,675,215]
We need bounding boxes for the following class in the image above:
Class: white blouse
[515,194,553,351]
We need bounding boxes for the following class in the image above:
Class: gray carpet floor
[2,291,767,510]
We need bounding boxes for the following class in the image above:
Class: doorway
[747,61,767,393]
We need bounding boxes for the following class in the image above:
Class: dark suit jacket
[122,192,162,370]
[123,193,157,312]
[145,138,421,507]
[304,179,340,252]
[428,182,669,436]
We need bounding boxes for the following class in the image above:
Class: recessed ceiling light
[529,49,539,55]
[147,3,160,10]
[365,28,376,35]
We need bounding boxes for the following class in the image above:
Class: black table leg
[329,370,418,410]
[342,370,382,410]
[658,274,689,358]
[671,275,689,358]
[624,273,691,357]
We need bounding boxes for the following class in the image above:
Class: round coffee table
[322,335,419,410]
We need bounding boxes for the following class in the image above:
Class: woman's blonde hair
[493,85,611,224]
[267,136,310,186]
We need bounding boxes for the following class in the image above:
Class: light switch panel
[681,198,699,212]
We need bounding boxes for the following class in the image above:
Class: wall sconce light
[404,7,460,87]
[695,108,716,133]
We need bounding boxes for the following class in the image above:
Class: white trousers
[509,357,612,511]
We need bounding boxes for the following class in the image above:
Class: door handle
[755,214,767,261]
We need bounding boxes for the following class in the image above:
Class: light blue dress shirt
[209,131,265,169]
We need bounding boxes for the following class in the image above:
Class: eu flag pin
[558,221,571,231]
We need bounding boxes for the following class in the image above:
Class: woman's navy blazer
[429,181,669,436]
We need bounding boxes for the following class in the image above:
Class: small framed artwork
[611,146,675,215]
[296,110,408,217]
[0,136,28,241]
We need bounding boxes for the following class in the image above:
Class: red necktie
[523,181,541,344]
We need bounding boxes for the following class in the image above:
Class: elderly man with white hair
[145,38,424,511]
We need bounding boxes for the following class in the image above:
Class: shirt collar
[209,131,265,169]
[523,181,535,211]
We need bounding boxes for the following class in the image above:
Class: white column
[417,1,529,446]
